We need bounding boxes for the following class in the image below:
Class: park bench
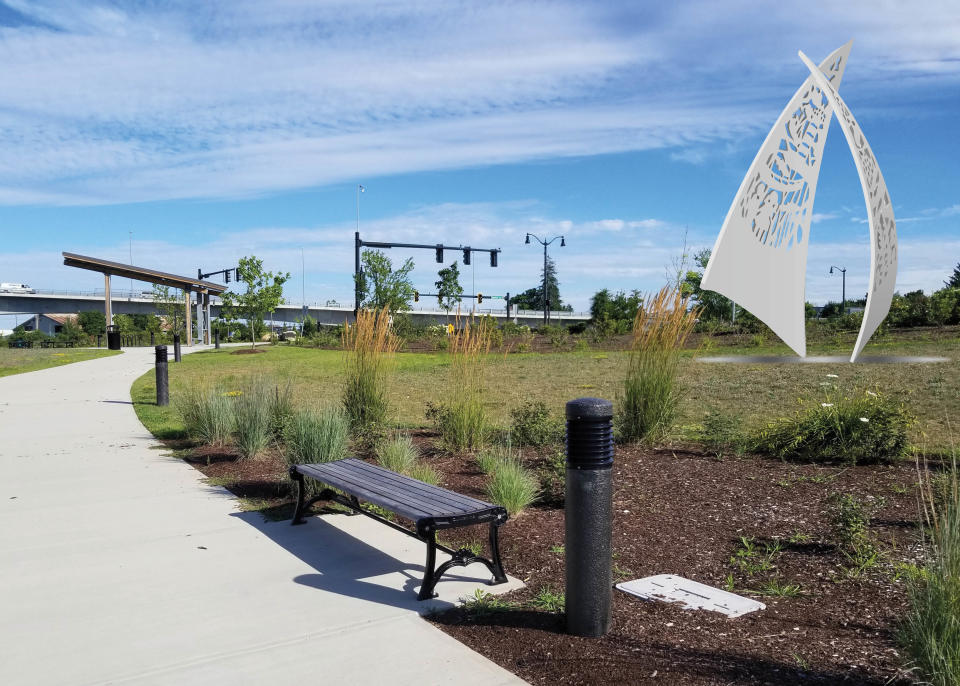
[290,458,508,600]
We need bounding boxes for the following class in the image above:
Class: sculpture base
[697,355,949,364]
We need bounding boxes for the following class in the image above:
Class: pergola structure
[62,252,228,346]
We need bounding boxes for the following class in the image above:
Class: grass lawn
[0,347,121,378]
[131,327,960,451]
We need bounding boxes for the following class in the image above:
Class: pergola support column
[184,288,193,346]
[104,273,113,328]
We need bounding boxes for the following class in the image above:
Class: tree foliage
[77,310,106,336]
[435,261,463,313]
[590,289,642,326]
[151,284,186,334]
[356,249,415,314]
[221,255,291,345]
[510,256,571,311]
[682,249,737,321]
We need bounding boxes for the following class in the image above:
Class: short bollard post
[565,397,614,637]
[155,346,169,406]
[214,329,220,349]
[96,334,102,348]
[173,334,182,362]
[150,332,155,346]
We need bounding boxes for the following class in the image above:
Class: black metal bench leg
[418,529,439,600]
[488,520,508,585]
[291,470,307,525]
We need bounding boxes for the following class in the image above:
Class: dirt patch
[164,430,922,685]
[230,347,267,355]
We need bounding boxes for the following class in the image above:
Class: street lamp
[829,265,847,316]
[525,233,565,325]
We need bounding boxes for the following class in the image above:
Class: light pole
[829,265,847,316]
[354,184,365,316]
[525,233,565,325]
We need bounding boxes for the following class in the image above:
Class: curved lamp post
[525,233,565,325]
[829,265,847,316]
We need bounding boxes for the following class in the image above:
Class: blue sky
[0,0,958,325]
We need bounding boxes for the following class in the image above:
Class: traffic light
[490,250,498,267]
[463,248,471,265]
[477,292,483,304]
[414,290,419,302]
[435,245,443,263]
[224,269,231,283]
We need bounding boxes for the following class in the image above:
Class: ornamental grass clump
[619,286,698,443]
[439,317,492,450]
[486,457,540,516]
[342,307,398,435]
[284,405,349,468]
[754,389,911,465]
[176,383,234,448]
[901,456,960,686]
[376,433,419,474]
[233,381,273,460]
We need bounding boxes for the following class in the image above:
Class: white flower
[826,374,839,378]
[866,390,878,397]
[821,403,834,408]
[860,417,869,423]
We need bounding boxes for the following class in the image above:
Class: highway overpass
[0,290,590,329]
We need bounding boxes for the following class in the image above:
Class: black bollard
[96,334,102,348]
[214,329,220,349]
[565,397,614,638]
[150,332,155,346]
[155,345,169,406]
[173,334,182,362]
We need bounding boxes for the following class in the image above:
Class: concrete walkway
[0,346,524,685]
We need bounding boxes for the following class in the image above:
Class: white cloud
[0,1,956,205]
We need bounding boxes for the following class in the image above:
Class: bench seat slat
[341,459,491,512]
[295,458,500,523]
[314,462,458,518]
[301,460,488,519]
[298,463,436,521]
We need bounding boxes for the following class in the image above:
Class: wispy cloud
[0,1,957,205]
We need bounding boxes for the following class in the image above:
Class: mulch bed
[230,347,268,355]
[171,432,924,685]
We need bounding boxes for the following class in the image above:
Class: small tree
[302,315,318,337]
[152,285,185,337]
[435,261,463,315]
[946,262,960,289]
[77,310,106,336]
[221,256,291,346]
[356,249,415,314]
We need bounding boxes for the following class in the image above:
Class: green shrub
[619,286,698,443]
[510,400,563,447]
[486,459,540,516]
[829,493,880,576]
[699,410,745,457]
[538,447,566,505]
[755,390,911,465]
[284,406,349,468]
[176,384,234,449]
[901,463,960,686]
[377,434,418,474]
[233,384,273,460]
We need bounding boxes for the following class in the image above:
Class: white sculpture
[701,42,897,362]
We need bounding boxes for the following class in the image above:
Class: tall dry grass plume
[440,315,493,450]
[619,285,699,443]
[341,307,398,434]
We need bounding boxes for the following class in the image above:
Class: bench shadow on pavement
[230,509,491,614]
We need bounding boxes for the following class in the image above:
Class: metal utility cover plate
[616,574,765,618]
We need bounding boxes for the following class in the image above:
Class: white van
[0,283,36,294]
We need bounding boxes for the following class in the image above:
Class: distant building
[19,313,78,336]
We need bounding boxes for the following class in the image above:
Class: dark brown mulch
[230,347,267,355]
[170,432,922,685]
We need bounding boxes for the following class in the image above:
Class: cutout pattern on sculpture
[816,78,897,291]
[738,56,844,252]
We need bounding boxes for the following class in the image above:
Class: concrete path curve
[0,347,524,685]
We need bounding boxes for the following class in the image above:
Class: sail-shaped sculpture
[798,51,898,361]
[702,42,897,361]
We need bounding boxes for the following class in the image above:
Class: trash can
[106,325,121,350]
